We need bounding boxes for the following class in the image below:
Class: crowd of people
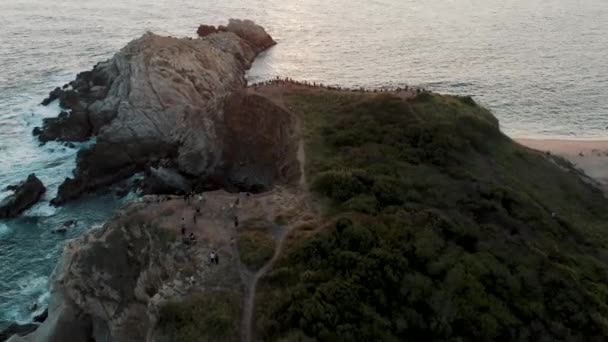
[250,76,431,95]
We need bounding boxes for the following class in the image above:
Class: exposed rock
[196,24,217,37]
[220,19,277,54]
[219,92,300,192]
[0,323,38,342]
[14,186,309,342]
[52,141,177,205]
[0,174,46,218]
[140,167,192,195]
[41,19,277,204]
[33,309,48,323]
[37,111,91,143]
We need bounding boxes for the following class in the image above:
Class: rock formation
[0,174,46,218]
[38,19,279,204]
[140,167,192,195]
[0,323,38,342]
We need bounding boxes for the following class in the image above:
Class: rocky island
[5,19,608,342]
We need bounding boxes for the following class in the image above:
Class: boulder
[196,24,217,37]
[0,174,46,218]
[0,323,38,342]
[140,167,192,195]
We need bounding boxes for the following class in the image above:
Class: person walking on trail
[209,251,216,265]
[214,252,219,264]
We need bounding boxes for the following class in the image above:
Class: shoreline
[516,138,608,193]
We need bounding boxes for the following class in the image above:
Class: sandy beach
[517,138,608,192]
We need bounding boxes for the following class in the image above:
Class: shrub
[237,230,276,271]
[157,291,239,342]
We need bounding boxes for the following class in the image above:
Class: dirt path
[240,109,308,342]
[241,223,292,342]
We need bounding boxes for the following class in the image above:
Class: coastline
[516,138,608,193]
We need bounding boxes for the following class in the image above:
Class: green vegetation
[238,230,276,271]
[255,92,608,341]
[157,291,240,342]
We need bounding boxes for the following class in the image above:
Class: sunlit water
[1,0,608,329]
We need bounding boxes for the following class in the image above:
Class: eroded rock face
[0,174,46,218]
[39,19,277,204]
[219,92,300,192]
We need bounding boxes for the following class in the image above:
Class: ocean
[1,0,607,328]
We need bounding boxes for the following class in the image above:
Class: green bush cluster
[255,92,608,341]
[237,230,276,271]
[157,291,239,342]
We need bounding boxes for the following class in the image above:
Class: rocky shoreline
[34,19,279,206]
[2,19,288,342]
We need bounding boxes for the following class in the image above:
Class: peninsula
[5,20,608,342]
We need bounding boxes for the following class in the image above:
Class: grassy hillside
[255,91,608,341]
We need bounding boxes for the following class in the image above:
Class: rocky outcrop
[140,167,192,195]
[0,323,38,342]
[196,24,217,37]
[219,93,300,192]
[12,191,256,342]
[0,174,46,218]
[38,19,280,204]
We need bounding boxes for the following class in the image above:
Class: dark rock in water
[52,227,68,234]
[33,309,48,323]
[37,110,92,142]
[63,220,77,227]
[40,87,62,106]
[65,142,76,148]
[32,127,42,136]
[0,323,38,341]
[0,174,46,218]
[141,167,192,195]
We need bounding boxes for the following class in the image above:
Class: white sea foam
[0,223,9,236]
[23,201,58,217]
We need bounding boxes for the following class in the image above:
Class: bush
[157,291,239,341]
[237,230,276,271]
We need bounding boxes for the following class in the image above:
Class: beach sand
[517,139,608,193]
